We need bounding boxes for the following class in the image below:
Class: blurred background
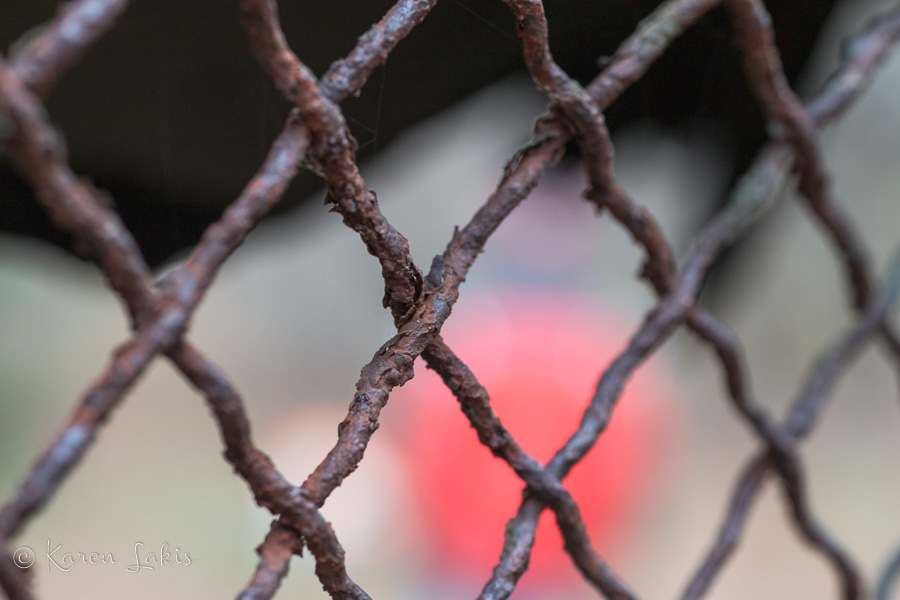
[1,0,900,598]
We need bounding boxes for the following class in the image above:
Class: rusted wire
[0,538,33,600]
[10,0,131,99]
[878,541,900,600]
[237,522,304,600]
[1,0,899,599]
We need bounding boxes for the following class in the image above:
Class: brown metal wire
[1,0,900,599]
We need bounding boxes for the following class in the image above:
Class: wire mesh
[1,1,900,599]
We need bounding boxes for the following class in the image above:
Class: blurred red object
[395,289,680,586]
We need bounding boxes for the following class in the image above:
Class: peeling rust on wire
[1,0,900,599]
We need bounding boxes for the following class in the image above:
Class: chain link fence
[1,0,900,598]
